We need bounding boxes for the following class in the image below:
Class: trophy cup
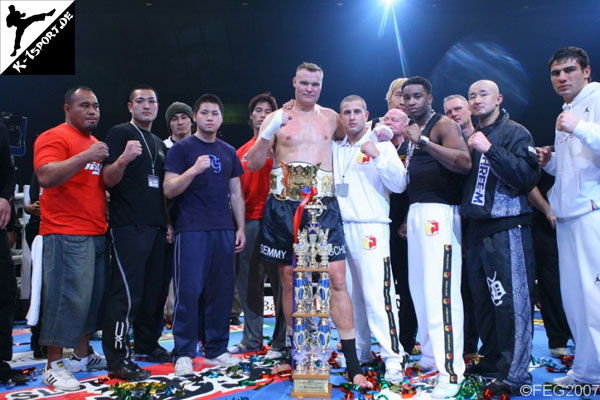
[316,273,330,314]
[317,318,331,373]
[293,317,307,373]
[291,199,332,398]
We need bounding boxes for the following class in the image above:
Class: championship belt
[270,162,334,201]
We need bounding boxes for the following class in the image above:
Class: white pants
[407,203,465,383]
[344,222,405,370]
[556,210,600,383]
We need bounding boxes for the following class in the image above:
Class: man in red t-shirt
[33,86,109,392]
[227,93,287,359]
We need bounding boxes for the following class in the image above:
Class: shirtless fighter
[246,62,370,387]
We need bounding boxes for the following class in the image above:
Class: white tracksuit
[544,81,600,383]
[333,132,407,370]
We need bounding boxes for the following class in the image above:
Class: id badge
[148,174,159,188]
[336,183,349,197]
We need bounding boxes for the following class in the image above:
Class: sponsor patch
[84,161,102,176]
[362,235,376,250]
[357,152,370,164]
[425,220,439,236]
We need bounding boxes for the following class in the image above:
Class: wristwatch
[418,135,430,147]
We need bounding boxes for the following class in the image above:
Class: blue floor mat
[2,312,598,399]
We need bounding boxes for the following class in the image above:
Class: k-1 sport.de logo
[0,0,74,75]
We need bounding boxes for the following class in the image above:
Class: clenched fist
[122,140,143,163]
[191,155,211,175]
[84,141,109,162]
[360,141,380,159]
[468,131,492,153]
[535,146,552,167]
[372,125,393,142]
[403,124,421,144]
[556,110,579,134]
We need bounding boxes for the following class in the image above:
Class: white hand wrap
[260,109,283,141]
[372,125,393,142]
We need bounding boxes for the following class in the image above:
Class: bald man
[461,80,540,396]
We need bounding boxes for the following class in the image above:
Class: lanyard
[130,122,157,175]
[336,139,362,184]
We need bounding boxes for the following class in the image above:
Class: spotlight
[383,0,397,5]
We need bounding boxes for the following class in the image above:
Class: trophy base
[293,312,329,318]
[294,267,330,272]
[291,371,332,399]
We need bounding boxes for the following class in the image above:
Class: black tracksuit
[461,110,540,388]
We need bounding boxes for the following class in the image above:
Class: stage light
[378,0,408,77]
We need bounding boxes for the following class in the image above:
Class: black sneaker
[145,346,171,363]
[109,359,151,382]
[229,316,241,326]
[0,363,28,385]
[485,379,514,397]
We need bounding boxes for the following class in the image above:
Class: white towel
[26,235,43,326]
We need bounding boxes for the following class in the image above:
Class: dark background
[1,0,599,186]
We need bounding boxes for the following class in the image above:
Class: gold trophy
[292,199,332,399]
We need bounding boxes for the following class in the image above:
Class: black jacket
[460,110,540,244]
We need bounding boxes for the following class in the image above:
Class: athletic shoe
[484,379,513,396]
[137,346,171,363]
[42,359,81,392]
[69,351,106,372]
[553,374,579,387]
[265,349,284,360]
[0,362,28,385]
[384,368,404,384]
[174,357,194,377]
[204,352,241,367]
[550,347,568,358]
[227,343,260,354]
[229,316,241,326]
[431,381,462,399]
[109,359,150,382]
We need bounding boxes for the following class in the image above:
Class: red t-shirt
[237,137,273,220]
[34,123,107,235]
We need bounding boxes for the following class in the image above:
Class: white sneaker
[384,368,404,384]
[553,374,579,386]
[69,351,107,372]
[265,349,283,360]
[431,380,462,399]
[550,347,568,358]
[174,357,194,376]
[204,352,241,367]
[227,343,260,354]
[43,359,81,391]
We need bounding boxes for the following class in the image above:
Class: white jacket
[545,81,600,218]
[333,130,407,223]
